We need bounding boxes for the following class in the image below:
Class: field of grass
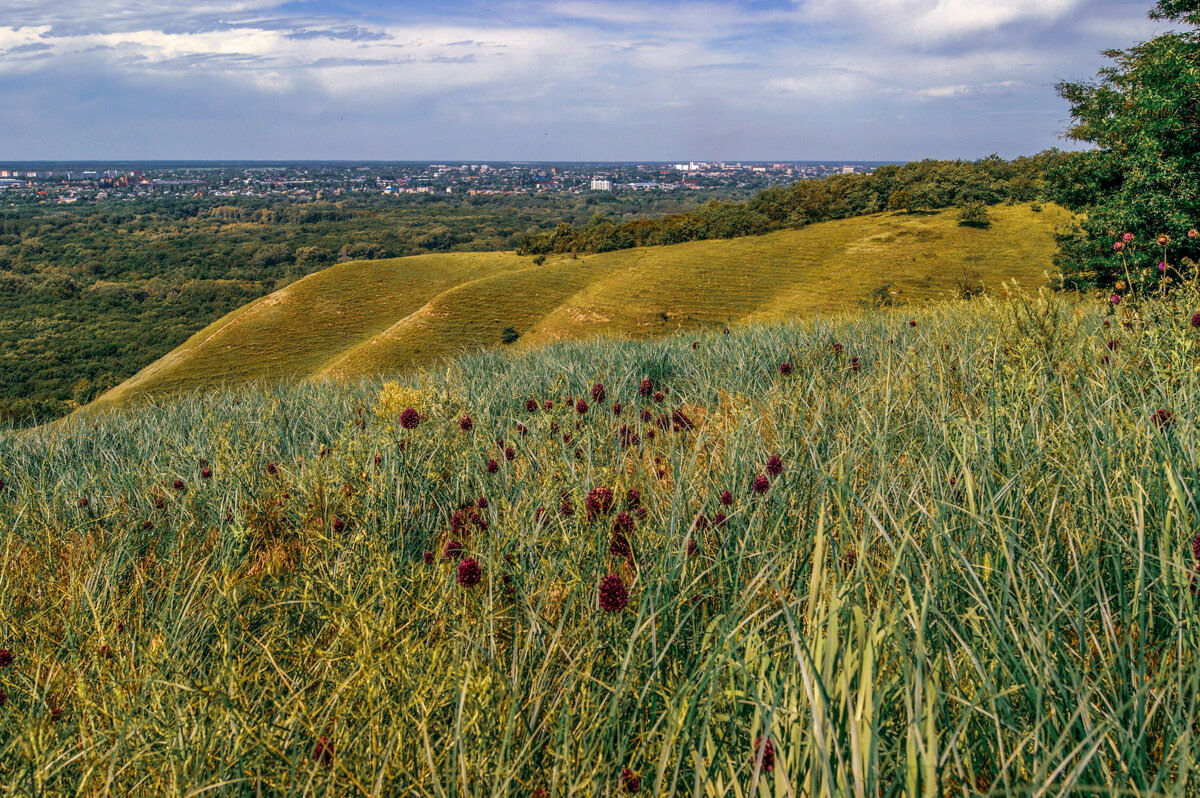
[4,277,1200,794]
[88,203,1071,413]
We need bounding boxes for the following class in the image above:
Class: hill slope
[90,203,1069,411]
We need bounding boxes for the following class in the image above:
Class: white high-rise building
[590,178,613,191]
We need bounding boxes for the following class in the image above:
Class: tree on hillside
[1052,0,1200,288]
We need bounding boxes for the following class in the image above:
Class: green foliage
[500,325,521,344]
[4,289,1200,793]
[1052,2,1200,287]
[957,201,992,228]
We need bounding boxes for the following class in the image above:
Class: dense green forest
[1,154,1075,424]
[0,191,716,423]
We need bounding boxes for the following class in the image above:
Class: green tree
[1052,0,1200,288]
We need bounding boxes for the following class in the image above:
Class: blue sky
[0,0,1165,160]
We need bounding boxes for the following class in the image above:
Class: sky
[0,0,1168,161]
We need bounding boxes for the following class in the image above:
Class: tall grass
[2,288,1200,796]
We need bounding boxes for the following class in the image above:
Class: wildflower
[626,488,641,507]
[753,736,775,772]
[1107,339,1118,351]
[100,644,113,660]
[0,649,12,669]
[563,434,572,444]
[560,500,575,517]
[720,490,733,506]
[619,768,640,793]
[752,474,770,494]
[1111,295,1121,305]
[851,356,860,372]
[613,401,622,416]
[1190,312,1200,329]
[543,400,554,413]
[154,497,165,509]
[457,557,482,586]
[1189,228,1198,240]
[444,539,465,560]
[319,445,331,458]
[505,446,515,461]
[423,551,434,564]
[1193,531,1200,563]
[526,399,538,412]
[766,455,783,476]
[610,530,633,559]
[576,399,589,415]
[77,497,89,508]
[517,423,528,436]
[778,362,792,375]
[332,519,345,533]
[639,378,653,397]
[535,505,547,522]
[399,407,420,430]
[599,573,629,612]
[459,415,474,431]
[592,383,606,402]
[613,510,635,535]
[267,461,278,475]
[142,520,153,530]
[723,327,730,334]
[198,458,208,467]
[533,789,549,798]
[832,342,843,355]
[486,458,499,474]
[1158,234,1172,246]
[691,341,699,349]
[713,511,727,527]
[687,537,700,557]
[173,479,186,491]
[1159,261,1168,273]
[313,736,334,766]
[1113,241,1124,252]
[1123,232,1134,243]
[201,467,212,480]
[587,486,615,519]
[653,391,664,403]
[1153,408,1176,430]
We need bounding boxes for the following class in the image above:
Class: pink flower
[1123,232,1134,243]
[1111,295,1121,305]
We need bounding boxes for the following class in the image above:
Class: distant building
[842,166,855,174]
[590,178,613,191]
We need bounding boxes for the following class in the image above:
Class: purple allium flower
[832,342,843,355]
[563,434,572,444]
[576,399,589,415]
[457,557,482,586]
[459,415,474,431]
[267,461,278,475]
[1107,339,1118,351]
[560,500,575,517]
[693,513,709,530]
[535,505,547,523]
[1111,295,1121,305]
[332,519,345,533]
[399,407,420,429]
[49,706,63,720]
[532,788,549,798]
[640,409,653,423]
[1153,408,1176,430]
[753,736,775,772]
[314,736,334,766]
[713,511,727,527]
[587,486,615,519]
[752,474,770,494]
[142,520,153,530]
[778,362,792,375]
[526,399,538,412]
[1191,312,1200,329]
[610,531,632,559]
[154,497,165,509]
[625,488,641,507]
[720,490,733,506]
[613,401,622,416]
[638,378,653,397]
[672,409,695,430]
[77,497,89,508]
[599,573,629,612]
[0,649,12,669]
[687,537,699,557]
[592,383,606,403]
[613,511,635,535]
[653,391,664,404]
[505,446,516,461]
[200,468,212,480]
[619,768,640,794]
[517,423,528,436]
[100,644,113,660]
[851,357,860,372]
[909,320,917,328]
[691,341,699,349]
[477,496,488,509]
[173,479,185,491]
[766,455,783,476]
[486,458,499,473]
[423,550,434,564]
[444,539,465,560]
[1192,532,1200,563]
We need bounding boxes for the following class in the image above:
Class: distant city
[0,161,898,204]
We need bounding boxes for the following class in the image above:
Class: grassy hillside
[89,203,1070,412]
[4,285,1200,794]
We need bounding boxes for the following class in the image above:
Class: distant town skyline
[0,0,1165,161]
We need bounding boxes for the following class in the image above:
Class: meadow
[3,275,1200,795]
[90,203,1070,413]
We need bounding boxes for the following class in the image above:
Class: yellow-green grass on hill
[90,203,1070,412]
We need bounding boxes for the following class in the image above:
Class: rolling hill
[87,203,1070,412]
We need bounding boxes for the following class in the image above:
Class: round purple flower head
[1111,295,1121,305]
[1123,232,1134,243]
[1190,312,1200,329]
[720,490,733,506]
[173,479,185,491]
[0,649,13,669]
[638,378,653,397]
[457,556,482,587]
[832,342,843,355]
[754,736,776,772]
[459,415,473,431]
[778,362,792,375]
[486,458,499,473]
[625,488,641,507]
[313,736,334,766]
[400,407,420,429]
[1153,408,1176,430]
[525,399,538,413]
[586,486,615,519]
[766,455,783,476]
[610,530,632,559]
[598,573,629,612]
[576,399,589,415]
[444,539,465,560]
[752,474,771,494]
[613,401,622,416]
[619,768,640,793]
[592,383,606,403]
